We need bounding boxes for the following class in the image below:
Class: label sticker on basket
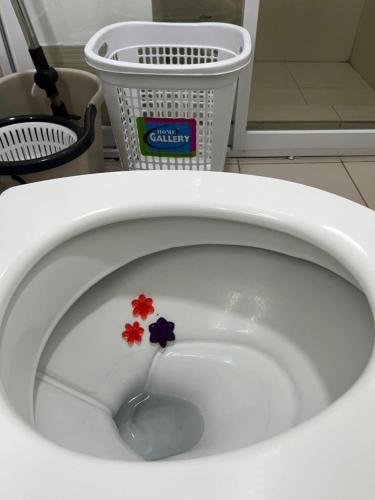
[136,117,196,157]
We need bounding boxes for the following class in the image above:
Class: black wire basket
[0,104,97,176]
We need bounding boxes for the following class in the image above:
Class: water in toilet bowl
[115,392,204,460]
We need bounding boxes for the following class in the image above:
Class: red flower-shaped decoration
[122,321,144,345]
[132,294,154,320]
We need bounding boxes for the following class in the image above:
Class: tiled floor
[226,156,375,208]
[248,62,375,129]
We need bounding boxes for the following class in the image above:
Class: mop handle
[10,0,69,118]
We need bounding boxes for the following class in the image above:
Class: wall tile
[351,0,375,91]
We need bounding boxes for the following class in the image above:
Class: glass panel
[23,0,152,72]
[23,0,244,73]
[247,0,375,131]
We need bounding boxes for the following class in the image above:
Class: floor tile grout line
[332,104,345,122]
[285,62,309,106]
[268,62,375,124]
[340,160,369,207]
[236,158,369,206]
[339,157,375,163]
[224,158,240,173]
[236,157,341,166]
[329,104,342,123]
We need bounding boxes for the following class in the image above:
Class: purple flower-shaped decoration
[149,317,175,348]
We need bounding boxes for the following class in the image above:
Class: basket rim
[84,21,251,76]
[0,105,96,174]
[0,114,81,135]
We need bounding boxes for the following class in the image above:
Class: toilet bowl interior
[1,217,373,462]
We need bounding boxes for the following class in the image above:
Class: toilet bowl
[0,170,375,499]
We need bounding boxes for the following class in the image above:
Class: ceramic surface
[0,171,375,499]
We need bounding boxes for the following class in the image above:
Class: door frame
[0,11,15,73]
[0,0,32,74]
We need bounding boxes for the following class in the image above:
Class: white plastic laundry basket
[85,22,251,171]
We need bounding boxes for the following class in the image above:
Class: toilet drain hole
[115,392,205,461]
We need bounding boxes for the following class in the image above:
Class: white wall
[255,0,366,62]
[24,0,153,45]
[23,0,243,45]
[351,0,375,90]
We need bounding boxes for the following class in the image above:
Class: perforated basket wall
[85,22,251,171]
[116,87,214,170]
[0,122,77,163]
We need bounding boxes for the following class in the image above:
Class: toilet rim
[0,170,375,500]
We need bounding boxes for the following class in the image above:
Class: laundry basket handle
[0,105,97,176]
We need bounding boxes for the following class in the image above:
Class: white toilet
[0,170,375,499]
